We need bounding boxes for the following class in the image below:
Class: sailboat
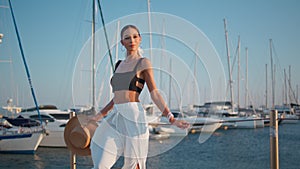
[73,0,117,115]
[216,19,264,129]
[272,46,299,124]
[7,0,108,147]
[0,0,45,153]
[0,99,44,153]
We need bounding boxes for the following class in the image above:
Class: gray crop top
[110,58,145,93]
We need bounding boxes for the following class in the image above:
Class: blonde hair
[120,25,141,39]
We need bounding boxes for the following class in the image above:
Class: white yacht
[151,111,222,136]
[200,101,264,129]
[275,105,299,124]
[20,105,70,147]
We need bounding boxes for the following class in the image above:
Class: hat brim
[64,115,98,156]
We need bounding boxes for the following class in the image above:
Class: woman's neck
[125,52,140,62]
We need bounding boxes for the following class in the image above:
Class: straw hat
[64,115,98,156]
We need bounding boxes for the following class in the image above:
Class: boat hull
[40,130,66,147]
[280,114,299,124]
[0,132,44,154]
[222,116,265,129]
[19,107,69,148]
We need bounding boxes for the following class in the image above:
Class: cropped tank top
[110,58,145,93]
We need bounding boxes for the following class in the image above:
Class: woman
[90,25,189,169]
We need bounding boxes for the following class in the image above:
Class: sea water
[0,122,299,169]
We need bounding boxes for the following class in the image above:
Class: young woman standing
[90,25,189,169]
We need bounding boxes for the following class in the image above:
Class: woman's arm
[142,59,169,116]
[142,58,189,128]
[90,99,114,121]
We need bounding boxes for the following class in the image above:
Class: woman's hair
[120,25,141,39]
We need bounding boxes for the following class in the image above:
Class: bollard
[270,109,279,169]
[69,112,76,169]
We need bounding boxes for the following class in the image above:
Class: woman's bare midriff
[113,90,140,104]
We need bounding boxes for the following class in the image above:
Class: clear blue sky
[1,0,300,110]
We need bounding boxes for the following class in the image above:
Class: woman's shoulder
[140,57,152,70]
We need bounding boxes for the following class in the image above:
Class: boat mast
[245,47,248,108]
[289,65,291,104]
[223,19,234,109]
[265,64,268,109]
[287,65,298,104]
[160,21,165,90]
[193,43,199,107]
[115,21,120,61]
[237,36,240,112]
[168,57,172,108]
[284,69,287,105]
[147,0,152,60]
[296,85,299,105]
[91,0,96,114]
[270,39,275,109]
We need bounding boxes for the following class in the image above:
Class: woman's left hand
[172,120,190,129]
[88,113,103,122]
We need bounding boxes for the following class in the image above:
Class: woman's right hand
[172,119,190,129]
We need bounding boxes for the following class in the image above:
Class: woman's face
[121,27,141,52]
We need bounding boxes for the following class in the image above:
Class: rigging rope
[8,0,43,124]
[97,0,115,72]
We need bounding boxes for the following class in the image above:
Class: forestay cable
[97,0,115,72]
[8,0,43,124]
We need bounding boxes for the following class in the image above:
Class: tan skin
[90,27,189,129]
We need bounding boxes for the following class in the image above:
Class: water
[1,122,299,169]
